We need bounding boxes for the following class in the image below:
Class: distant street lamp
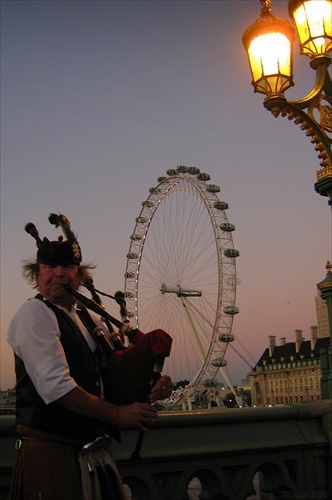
[242,0,332,398]
[317,261,332,398]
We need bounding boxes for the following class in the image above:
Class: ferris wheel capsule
[127,252,138,260]
[197,172,211,181]
[167,169,177,176]
[142,200,154,208]
[187,166,200,175]
[224,248,240,258]
[157,176,167,183]
[212,357,228,367]
[219,333,235,342]
[203,379,218,387]
[223,305,239,315]
[214,201,229,210]
[136,216,147,224]
[206,184,220,193]
[220,223,236,232]
[176,165,188,173]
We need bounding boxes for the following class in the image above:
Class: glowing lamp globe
[288,0,332,57]
[242,1,295,96]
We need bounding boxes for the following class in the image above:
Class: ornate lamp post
[242,0,332,398]
[242,0,332,201]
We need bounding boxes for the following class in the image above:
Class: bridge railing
[1,400,331,499]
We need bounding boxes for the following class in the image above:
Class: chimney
[310,325,318,350]
[279,337,286,346]
[295,329,303,353]
[269,335,276,356]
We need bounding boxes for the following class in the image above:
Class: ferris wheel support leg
[180,296,207,366]
[219,367,243,407]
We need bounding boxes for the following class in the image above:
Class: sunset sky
[1,0,331,391]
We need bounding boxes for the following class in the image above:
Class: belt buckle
[15,438,23,450]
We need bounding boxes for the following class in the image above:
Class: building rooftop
[255,337,330,368]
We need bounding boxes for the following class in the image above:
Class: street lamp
[243,0,332,399]
[242,0,332,202]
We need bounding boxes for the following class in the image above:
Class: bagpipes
[63,282,172,462]
[63,282,172,406]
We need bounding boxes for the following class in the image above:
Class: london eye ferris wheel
[124,166,240,402]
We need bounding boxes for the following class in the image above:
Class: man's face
[36,264,81,308]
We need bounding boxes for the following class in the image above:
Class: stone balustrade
[1,401,331,499]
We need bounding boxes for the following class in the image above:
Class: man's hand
[149,375,173,403]
[56,386,161,432]
[116,402,158,432]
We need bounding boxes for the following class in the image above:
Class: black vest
[14,296,118,441]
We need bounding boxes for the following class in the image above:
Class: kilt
[9,425,126,500]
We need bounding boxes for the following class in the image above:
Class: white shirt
[7,297,105,405]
